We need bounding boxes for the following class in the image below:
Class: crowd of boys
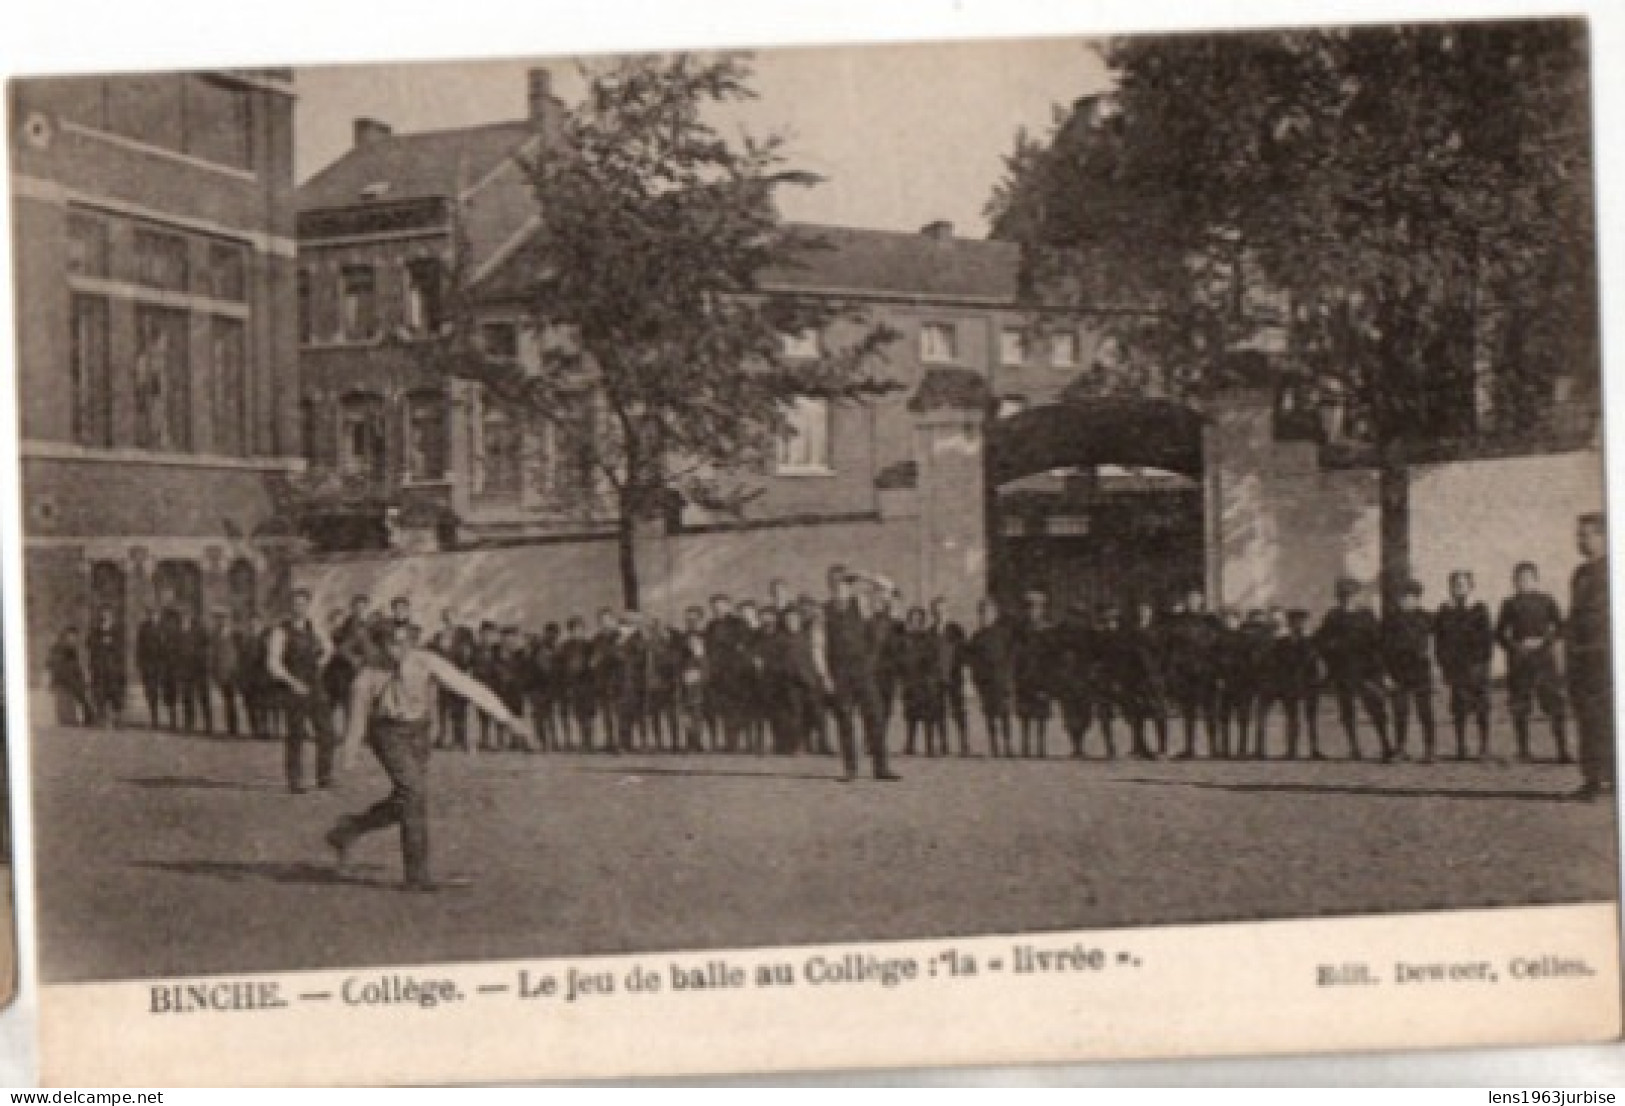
[43,513,1615,798]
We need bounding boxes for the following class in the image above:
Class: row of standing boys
[41,514,1614,797]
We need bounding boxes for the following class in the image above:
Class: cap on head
[1334,578,1362,600]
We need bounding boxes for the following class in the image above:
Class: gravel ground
[27,714,1619,984]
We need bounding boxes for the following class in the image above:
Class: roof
[763,223,1019,302]
[298,120,537,212]
[475,220,1022,305]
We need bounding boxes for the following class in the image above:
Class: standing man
[823,565,900,782]
[86,606,125,729]
[134,606,167,729]
[1568,512,1613,799]
[209,607,246,738]
[1165,589,1221,759]
[675,606,710,753]
[47,626,93,726]
[1382,581,1437,762]
[266,588,336,793]
[930,598,971,757]
[174,606,212,735]
[967,598,1015,758]
[1434,570,1495,760]
[1315,579,1391,761]
[328,621,526,892]
[1496,562,1570,763]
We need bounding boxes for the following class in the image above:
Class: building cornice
[11,172,297,259]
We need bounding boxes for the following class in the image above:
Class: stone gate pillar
[910,369,990,620]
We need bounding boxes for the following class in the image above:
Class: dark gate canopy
[988,397,1206,485]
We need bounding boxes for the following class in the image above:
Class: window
[133,228,189,291]
[781,328,820,359]
[338,393,386,478]
[478,405,522,498]
[181,75,253,171]
[339,266,377,341]
[776,398,833,473]
[920,322,957,364]
[134,307,191,451]
[67,210,110,279]
[297,269,313,345]
[406,392,448,481]
[1051,331,1080,368]
[209,318,247,456]
[999,327,1027,366]
[403,259,443,337]
[69,295,112,448]
[479,321,519,360]
[207,241,247,302]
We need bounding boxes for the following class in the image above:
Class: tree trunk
[1377,436,1410,617]
[616,501,640,612]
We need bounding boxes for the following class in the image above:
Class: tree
[425,53,897,608]
[989,21,1597,606]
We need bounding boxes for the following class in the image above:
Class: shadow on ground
[135,860,390,887]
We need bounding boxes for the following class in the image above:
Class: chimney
[353,117,392,149]
[527,68,555,124]
[920,220,954,242]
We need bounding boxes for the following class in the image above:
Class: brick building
[292,71,1126,565]
[9,69,304,672]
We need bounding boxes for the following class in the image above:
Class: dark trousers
[1390,680,1436,756]
[1172,680,1219,756]
[438,692,469,750]
[335,718,431,886]
[830,678,890,777]
[1059,694,1096,756]
[283,688,335,789]
[177,677,211,733]
[1331,675,1389,758]
[1445,673,1491,756]
[1571,651,1614,789]
[141,673,165,727]
[91,677,124,724]
[217,677,247,737]
[1256,690,1318,757]
[1508,654,1568,759]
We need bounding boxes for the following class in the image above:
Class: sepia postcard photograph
[5,0,1624,1085]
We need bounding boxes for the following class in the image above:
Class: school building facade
[9,69,305,672]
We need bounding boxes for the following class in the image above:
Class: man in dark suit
[86,606,125,729]
[1569,513,1613,799]
[134,606,168,729]
[1434,570,1494,760]
[1496,561,1569,763]
[1314,578,1391,761]
[823,565,900,782]
[173,607,212,734]
[967,597,1015,757]
[1382,581,1436,762]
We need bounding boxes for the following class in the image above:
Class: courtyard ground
[27,712,1619,983]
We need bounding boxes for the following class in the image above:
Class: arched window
[338,392,387,479]
[406,390,448,481]
[478,404,522,500]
